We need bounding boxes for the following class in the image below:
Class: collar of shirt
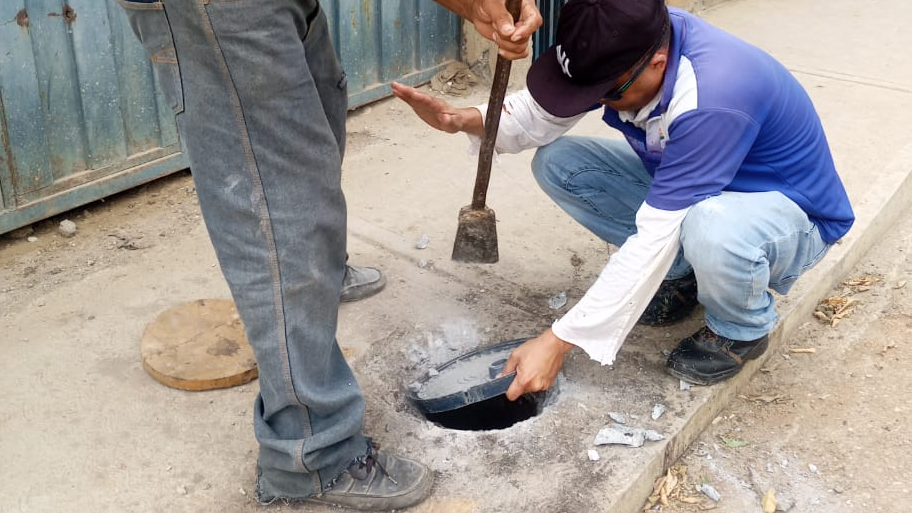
[617,91,662,129]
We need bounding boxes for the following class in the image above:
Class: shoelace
[351,445,398,485]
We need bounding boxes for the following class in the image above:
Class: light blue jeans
[533,136,831,341]
[117,0,368,501]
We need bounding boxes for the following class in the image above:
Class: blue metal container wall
[325,0,460,108]
[0,0,186,234]
[0,0,460,234]
[532,0,568,60]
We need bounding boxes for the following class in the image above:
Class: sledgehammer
[451,0,522,263]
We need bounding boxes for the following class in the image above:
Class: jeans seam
[562,167,645,226]
[748,255,766,311]
[800,226,828,272]
[767,225,826,288]
[195,0,315,481]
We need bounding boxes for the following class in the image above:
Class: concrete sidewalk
[2,0,910,511]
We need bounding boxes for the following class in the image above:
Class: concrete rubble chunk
[652,403,666,420]
[594,424,664,448]
[643,430,664,442]
[699,483,722,502]
[58,219,77,238]
[595,425,645,448]
[548,291,567,310]
[608,411,627,424]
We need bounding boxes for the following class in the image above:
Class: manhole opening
[423,387,556,431]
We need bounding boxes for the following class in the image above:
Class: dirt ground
[639,223,912,512]
[1,94,629,513]
[5,154,912,513]
[1,91,910,513]
[0,170,201,311]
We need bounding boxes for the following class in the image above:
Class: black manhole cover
[406,338,556,431]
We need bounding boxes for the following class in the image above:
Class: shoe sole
[340,274,387,303]
[306,468,434,511]
[666,337,769,386]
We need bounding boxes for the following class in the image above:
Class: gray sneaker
[340,265,387,302]
[309,444,434,511]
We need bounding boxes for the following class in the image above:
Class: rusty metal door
[0,0,459,235]
[0,0,188,234]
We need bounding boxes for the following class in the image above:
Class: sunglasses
[602,22,668,102]
[601,55,653,102]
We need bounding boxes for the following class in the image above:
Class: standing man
[393,0,853,398]
[115,0,541,510]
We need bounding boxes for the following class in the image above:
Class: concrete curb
[612,142,912,512]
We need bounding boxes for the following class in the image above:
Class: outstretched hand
[501,329,574,401]
[390,82,483,136]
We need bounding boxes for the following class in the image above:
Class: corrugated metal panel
[325,0,460,108]
[0,0,459,235]
[532,0,568,60]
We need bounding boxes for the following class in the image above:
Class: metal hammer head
[451,206,499,263]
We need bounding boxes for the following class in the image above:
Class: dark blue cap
[527,0,669,117]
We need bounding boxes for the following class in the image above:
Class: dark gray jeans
[116,0,368,501]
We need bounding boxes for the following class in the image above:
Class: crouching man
[393,0,854,395]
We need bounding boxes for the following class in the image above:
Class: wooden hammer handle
[470,0,523,210]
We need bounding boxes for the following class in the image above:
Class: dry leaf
[835,298,858,314]
[664,472,678,494]
[843,275,879,288]
[814,275,878,327]
[815,295,859,326]
[761,488,777,513]
[833,307,855,319]
[644,465,690,510]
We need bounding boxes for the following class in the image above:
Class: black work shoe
[309,444,433,511]
[340,265,387,302]
[639,272,699,326]
[666,326,769,385]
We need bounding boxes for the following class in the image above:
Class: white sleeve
[467,89,586,154]
[551,203,690,365]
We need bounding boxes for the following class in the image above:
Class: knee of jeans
[681,201,749,272]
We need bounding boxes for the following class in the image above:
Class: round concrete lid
[140,299,258,391]
[407,338,528,414]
